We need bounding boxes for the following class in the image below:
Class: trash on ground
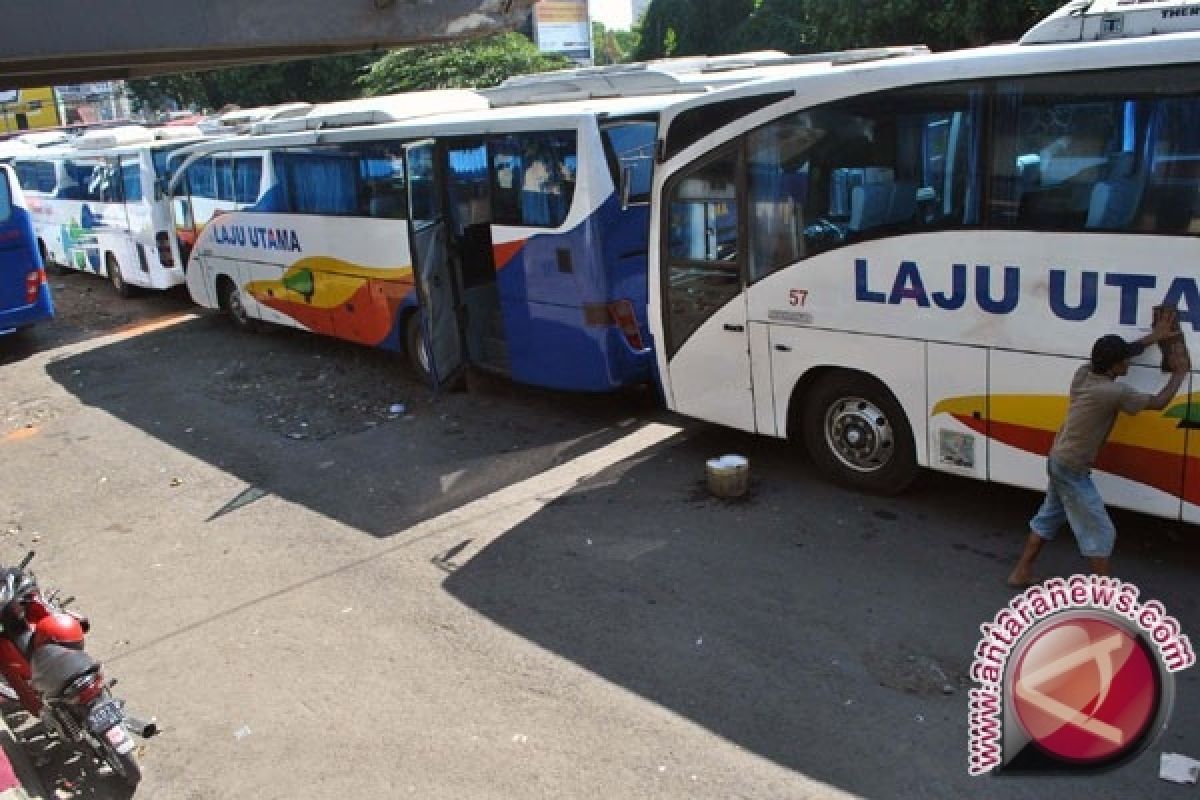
[1160,753,1200,784]
[234,725,252,740]
[706,454,749,498]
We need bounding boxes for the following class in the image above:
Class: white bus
[648,0,1200,522]
[12,125,205,295]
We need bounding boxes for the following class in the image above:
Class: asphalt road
[1,276,1198,799]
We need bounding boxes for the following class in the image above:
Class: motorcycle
[0,551,155,788]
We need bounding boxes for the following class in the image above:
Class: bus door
[660,146,757,432]
[444,140,507,374]
[405,140,465,390]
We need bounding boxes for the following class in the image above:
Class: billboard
[533,0,592,65]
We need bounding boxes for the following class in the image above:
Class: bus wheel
[802,372,918,495]
[219,278,259,333]
[405,312,432,383]
[106,254,134,298]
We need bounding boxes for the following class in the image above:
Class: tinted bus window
[121,160,142,203]
[990,65,1200,233]
[278,147,357,215]
[491,131,577,228]
[603,121,656,205]
[0,169,11,222]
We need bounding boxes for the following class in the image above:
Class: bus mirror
[620,166,633,211]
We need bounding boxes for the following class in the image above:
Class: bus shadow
[42,314,657,538]
[441,425,1200,799]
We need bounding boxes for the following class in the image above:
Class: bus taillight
[583,300,645,350]
[156,232,174,267]
[608,299,645,351]
[25,270,45,303]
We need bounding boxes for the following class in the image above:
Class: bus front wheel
[802,372,918,495]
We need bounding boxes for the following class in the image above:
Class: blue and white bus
[13,125,204,296]
[0,163,54,337]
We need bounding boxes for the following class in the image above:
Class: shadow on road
[2,707,134,800]
[442,424,1200,800]
[43,314,658,538]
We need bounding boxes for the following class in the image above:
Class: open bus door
[405,139,465,391]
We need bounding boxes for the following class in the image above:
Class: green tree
[635,0,757,59]
[593,22,639,66]
[358,33,572,95]
[128,54,376,113]
[635,0,1065,58]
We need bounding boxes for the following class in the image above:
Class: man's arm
[1145,351,1190,411]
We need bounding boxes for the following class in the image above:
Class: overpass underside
[0,0,536,89]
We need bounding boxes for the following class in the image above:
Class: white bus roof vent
[1021,0,1200,44]
[251,90,489,134]
[214,103,314,134]
[74,125,156,150]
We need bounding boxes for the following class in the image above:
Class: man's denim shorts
[1029,458,1116,558]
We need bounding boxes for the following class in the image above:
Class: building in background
[631,0,649,26]
[0,87,61,132]
[56,82,131,126]
[532,0,593,65]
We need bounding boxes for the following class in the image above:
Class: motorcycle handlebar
[16,552,33,571]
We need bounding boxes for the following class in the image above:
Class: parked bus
[169,54,918,392]
[645,0,1200,522]
[12,125,204,296]
[0,163,54,336]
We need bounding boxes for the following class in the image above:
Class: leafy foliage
[127,54,374,113]
[358,33,572,95]
[636,0,1066,58]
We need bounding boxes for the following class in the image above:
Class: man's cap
[1091,334,1138,372]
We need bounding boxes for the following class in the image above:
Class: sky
[589,0,633,31]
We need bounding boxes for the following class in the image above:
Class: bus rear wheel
[802,371,918,495]
[106,254,133,298]
[405,312,432,383]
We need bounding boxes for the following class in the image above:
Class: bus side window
[120,159,142,203]
[0,169,12,224]
[490,132,577,228]
[359,147,407,220]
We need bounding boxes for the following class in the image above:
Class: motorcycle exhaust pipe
[123,714,158,739]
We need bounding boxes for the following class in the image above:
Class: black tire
[219,277,260,333]
[101,738,142,788]
[801,371,918,495]
[106,254,133,298]
[405,311,432,383]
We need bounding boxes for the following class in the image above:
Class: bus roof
[168,91,705,170]
[250,89,490,135]
[481,47,929,107]
[657,16,1200,164]
[1020,0,1200,44]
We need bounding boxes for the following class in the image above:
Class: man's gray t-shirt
[1049,364,1153,472]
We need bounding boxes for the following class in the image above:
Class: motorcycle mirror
[17,552,33,571]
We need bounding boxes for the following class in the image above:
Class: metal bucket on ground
[706,454,749,498]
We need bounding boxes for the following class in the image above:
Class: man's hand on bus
[1146,306,1180,345]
